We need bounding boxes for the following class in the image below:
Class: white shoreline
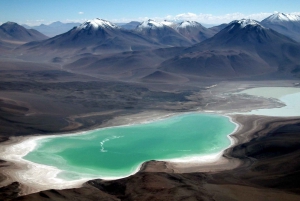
[2,86,299,195]
[0,111,177,194]
[0,112,238,194]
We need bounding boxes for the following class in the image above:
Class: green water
[24,113,236,180]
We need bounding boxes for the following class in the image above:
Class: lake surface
[238,87,300,117]
[24,113,236,180]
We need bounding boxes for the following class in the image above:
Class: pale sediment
[0,111,238,196]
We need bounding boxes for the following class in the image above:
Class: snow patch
[230,19,264,29]
[136,19,165,30]
[76,18,119,30]
[265,12,300,22]
[176,21,200,28]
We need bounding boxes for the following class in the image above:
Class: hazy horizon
[1,0,300,26]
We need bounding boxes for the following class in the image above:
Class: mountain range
[2,12,300,80]
[16,19,165,59]
[15,18,222,58]
[19,12,300,44]
[64,18,300,81]
[159,19,300,78]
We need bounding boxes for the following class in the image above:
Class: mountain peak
[136,19,165,30]
[0,21,48,42]
[5,21,17,24]
[1,21,19,27]
[176,21,200,28]
[0,22,26,31]
[76,18,119,30]
[230,19,264,29]
[263,12,300,23]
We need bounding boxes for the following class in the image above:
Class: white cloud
[159,12,274,24]
[110,11,284,24]
[19,11,300,27]
[78,11,84,15]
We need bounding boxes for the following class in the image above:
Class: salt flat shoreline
[0,111,240,196]
[0,111,177,194]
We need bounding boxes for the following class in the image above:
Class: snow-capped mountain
[176,21,200,28]
[175,21,215,42]
[136,19,166,30]
[261,12,300,42]
[263,12,300,23]
[159,18,300,78]
[16,18,162,58]
[135,19,192,46]
[47,18,121,44]
[189,18,291,50]
[76,18,119,30]
[228,19,265,30]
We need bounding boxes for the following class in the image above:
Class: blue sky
[1,0,300,25]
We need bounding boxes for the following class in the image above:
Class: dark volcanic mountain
[175,21,215,43]
[135,19,193,47]
[0,22,48,42]
[17,19,162,58]
[261,12,300,42]
[159,19,300,78]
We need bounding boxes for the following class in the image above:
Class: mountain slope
[0,22,48,42]
[141,70,189,83]
[175,21,215,43]
[63,47,185,80]
[159,19,300,78]
[135,19,193,47]
[261,12,300,42]
[208,23,228,34]
[120,21,140,30]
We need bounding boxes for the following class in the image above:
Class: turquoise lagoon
[24,113,236,180]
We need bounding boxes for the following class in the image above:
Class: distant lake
[24,113,236,180]
[238,87,300,117]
